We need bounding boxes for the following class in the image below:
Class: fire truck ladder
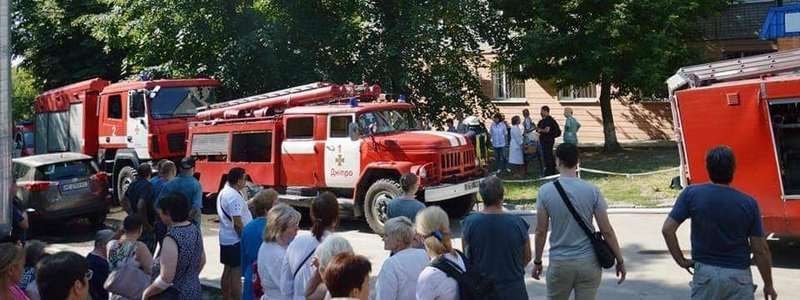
[667,48,800,94]
[199,82,332,112]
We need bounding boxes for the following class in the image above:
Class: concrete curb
[508,207,671,216]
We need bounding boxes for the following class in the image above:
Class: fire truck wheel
[115,166,136,205]
[364,179,402,235]
[438,194,476,219]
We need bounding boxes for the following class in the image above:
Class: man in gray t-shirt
[532,143,625,300]
[536,176,606,260]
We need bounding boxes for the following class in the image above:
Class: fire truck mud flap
[424,177,484,203]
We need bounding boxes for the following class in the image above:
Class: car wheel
[115,166,136,206]
[364,179,402,235]
[437,194,476,219]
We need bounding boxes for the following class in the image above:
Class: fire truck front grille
[167,133,186,153]
[439,148,477,177]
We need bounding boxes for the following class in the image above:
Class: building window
[559,84,597,101]
[491,66,525,100]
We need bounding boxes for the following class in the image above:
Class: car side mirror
[348,122,361,141]
[149,85,162,99]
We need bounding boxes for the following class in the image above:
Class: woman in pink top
[1,242,30,300]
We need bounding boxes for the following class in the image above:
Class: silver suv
[13,153,110,230]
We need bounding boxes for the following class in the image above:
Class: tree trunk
[599,76,621,152]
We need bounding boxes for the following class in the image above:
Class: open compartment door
[768,98,800,235]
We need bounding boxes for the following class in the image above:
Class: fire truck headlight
[414,163,433,179]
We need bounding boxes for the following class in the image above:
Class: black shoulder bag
[430,250,499,300]
[553,180,616,269]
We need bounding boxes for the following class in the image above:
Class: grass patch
[498,147,681,207]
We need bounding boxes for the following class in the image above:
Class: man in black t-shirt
[536,106,561,176]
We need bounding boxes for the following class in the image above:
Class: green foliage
[363,1,500,122]
[76,0,494,122]
[12,68,39,122]
[14,0,497,123]
[11,0,126,89]
[484,0,729,150]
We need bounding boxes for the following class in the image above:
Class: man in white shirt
[490,113,510,173]
[217,167,253,300]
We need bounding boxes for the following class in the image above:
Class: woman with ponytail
[415,206,463,300]
[279,192,339,300]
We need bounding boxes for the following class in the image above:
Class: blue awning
[761,4,800,39]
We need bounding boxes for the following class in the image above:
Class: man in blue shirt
[662,146,776,300]
[160,157,204,229]
[387,173,426,222]
[151,160,176,245]
[124,163,156,252]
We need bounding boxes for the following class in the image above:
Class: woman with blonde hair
[0,242,29,300]
[257,204,301,300]
[305,235,354,300]
[415,206,463,300]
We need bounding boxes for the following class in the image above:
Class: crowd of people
[446,106,581,178]
[0,139,778,299]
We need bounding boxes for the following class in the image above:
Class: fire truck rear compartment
[769,100,800,195]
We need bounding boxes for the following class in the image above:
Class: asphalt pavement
[37,207,800,300]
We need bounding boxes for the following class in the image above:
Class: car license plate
[61,181,89,192]
[464,179,481,190]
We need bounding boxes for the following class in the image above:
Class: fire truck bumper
[424,177,484,203]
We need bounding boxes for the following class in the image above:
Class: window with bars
[491,67,526,100]
[558,84,598,101]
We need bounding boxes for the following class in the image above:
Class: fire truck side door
[127,90,150,159]
[98,93,127,148]
[325,114,361,188]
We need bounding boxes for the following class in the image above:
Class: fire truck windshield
[150,86,216,119]
[358,109,419,135]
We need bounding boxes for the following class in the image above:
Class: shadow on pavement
[29,217,121,244]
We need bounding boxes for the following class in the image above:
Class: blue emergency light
[349,97,359,107]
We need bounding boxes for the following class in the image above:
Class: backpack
[430,250,499,300]
[550,117,562,138]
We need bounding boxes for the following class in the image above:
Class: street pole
[0,0,12,238]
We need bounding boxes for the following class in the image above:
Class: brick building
[475,0,796,144]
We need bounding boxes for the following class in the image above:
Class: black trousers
[541,140,556,176]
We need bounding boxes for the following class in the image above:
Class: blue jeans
[494,146,508,172]
[691,262,755,300]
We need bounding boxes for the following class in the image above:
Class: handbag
[104,243,151,299]
[252,260,264,299]
[553,180,616,269]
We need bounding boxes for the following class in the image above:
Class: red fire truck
[34,77,220,201]
[668,49,800,237]
[188,82,485,233]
